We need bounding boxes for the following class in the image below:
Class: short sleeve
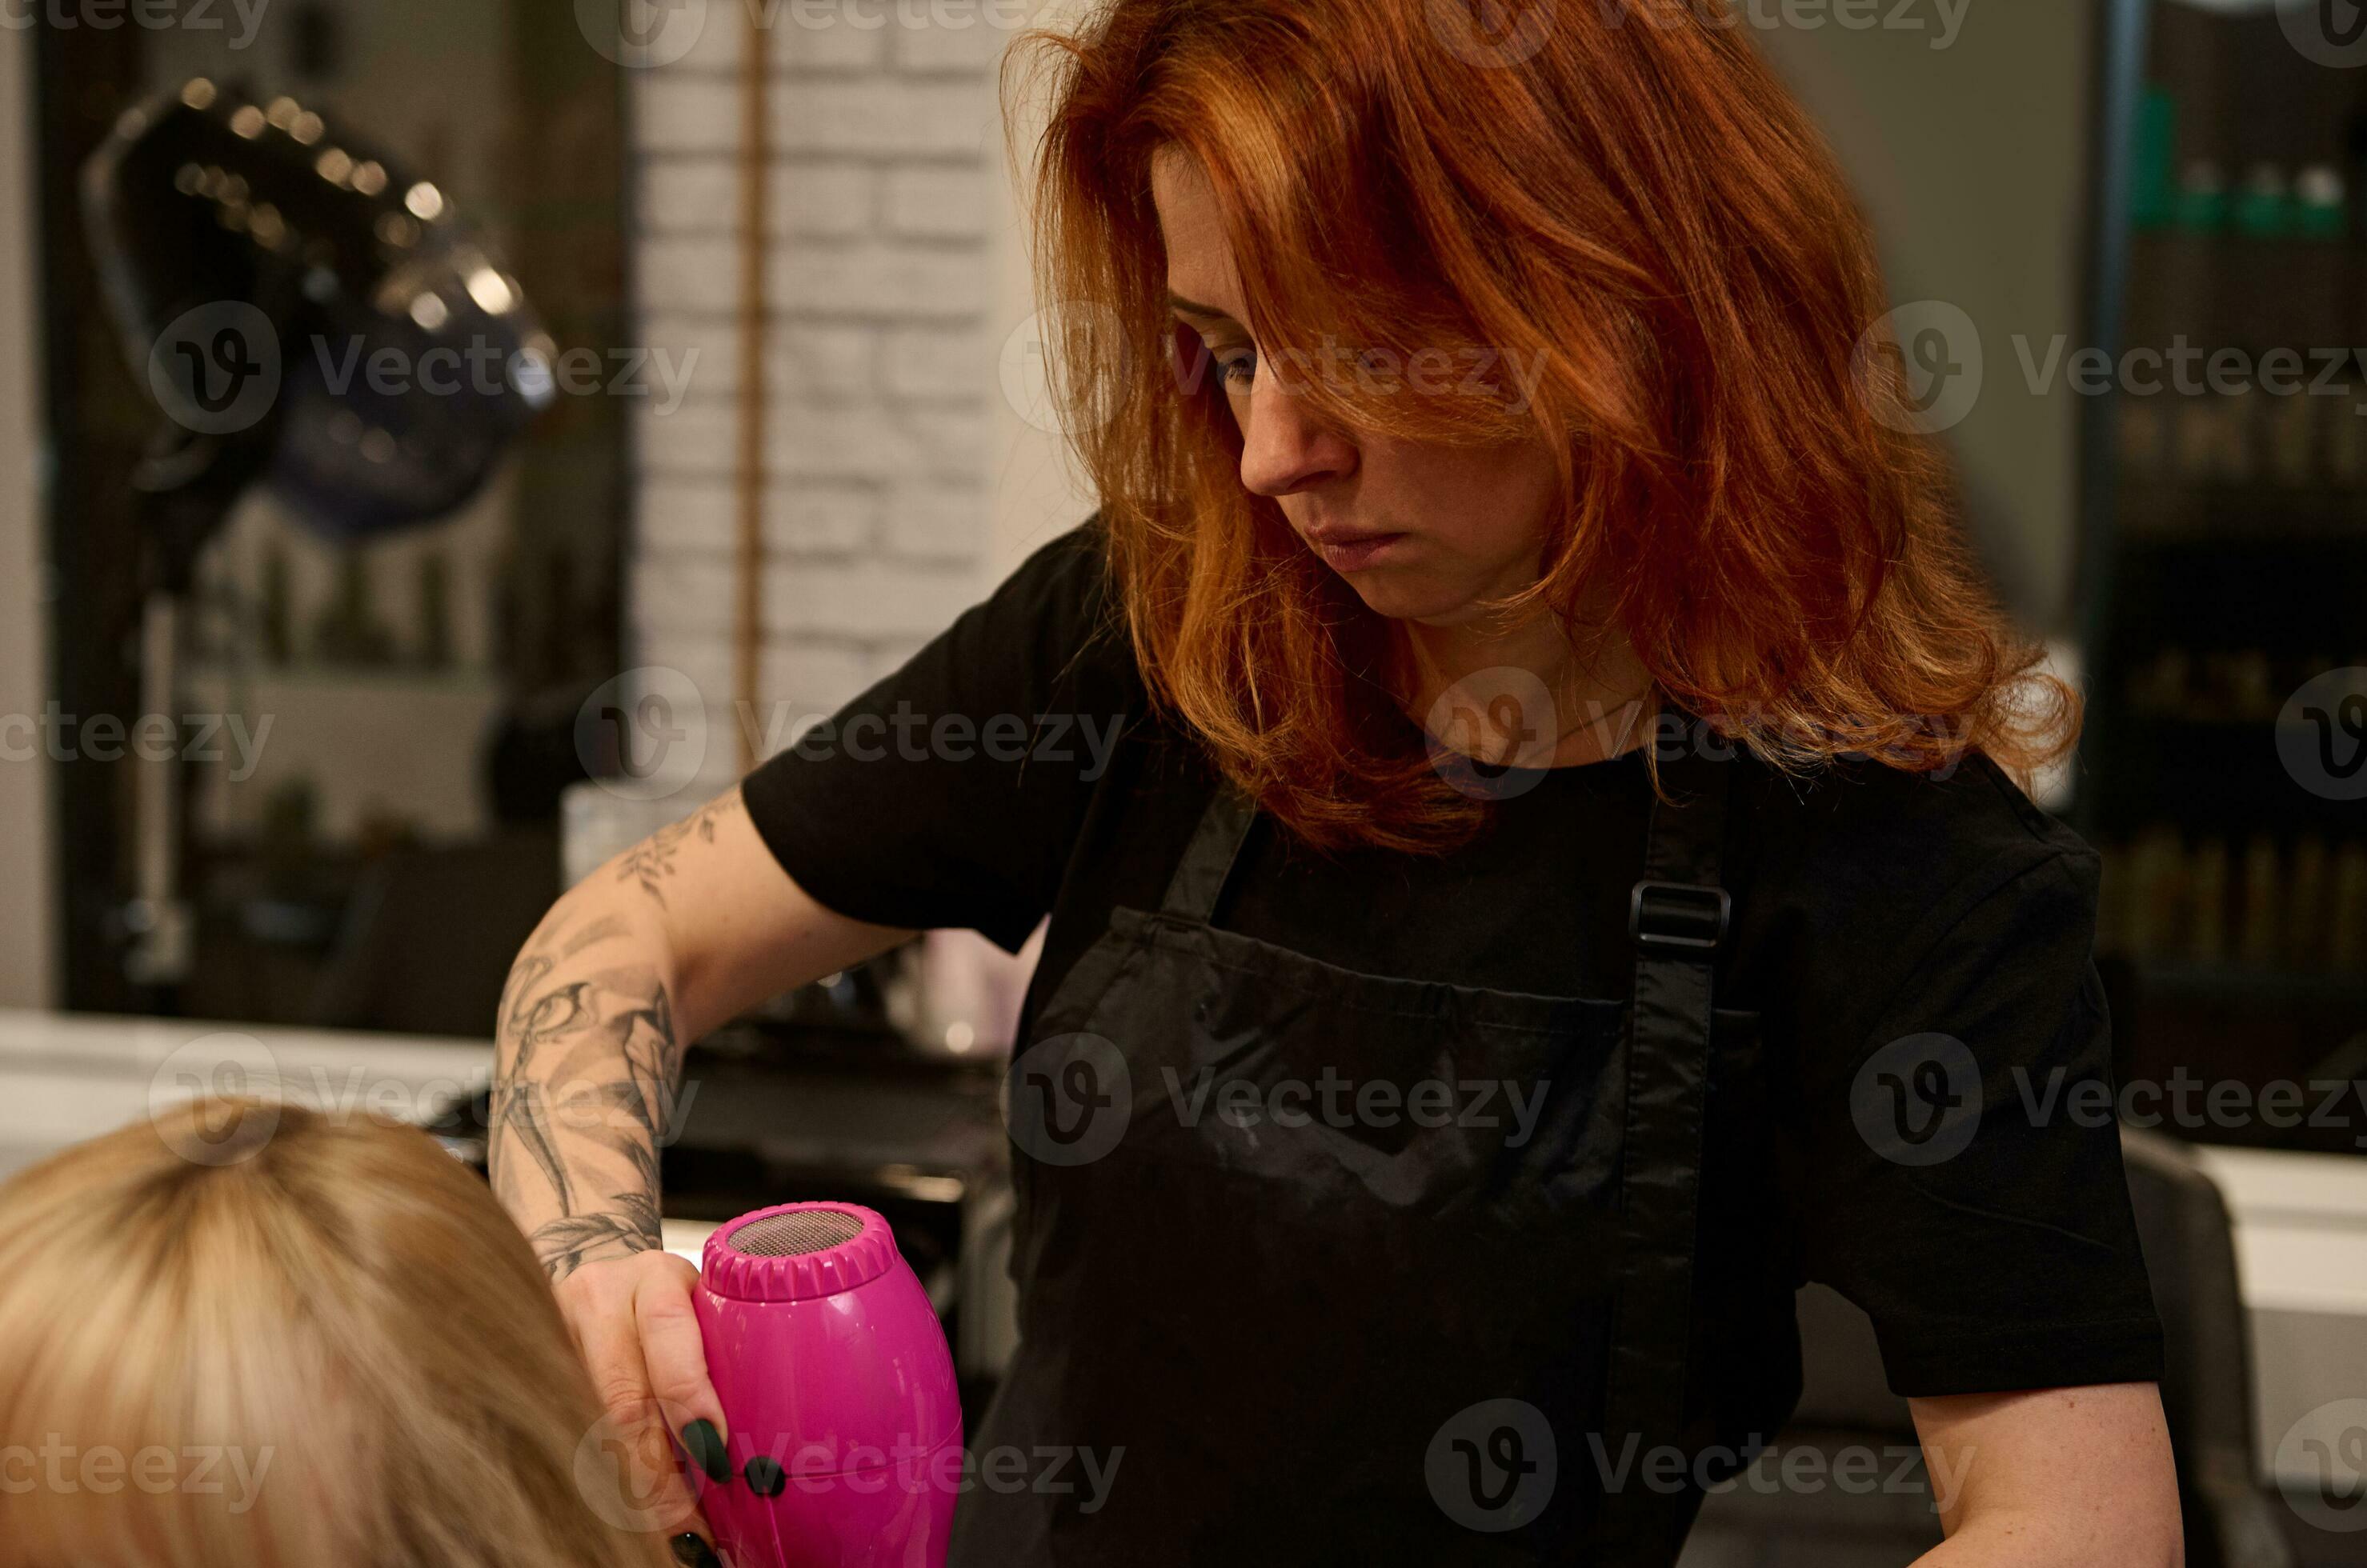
[737,515,1135,954]
[1788,846,2168,1397]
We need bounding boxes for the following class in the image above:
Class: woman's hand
[556,1250,730,1566]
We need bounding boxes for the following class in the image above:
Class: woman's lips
[1308,531,1408,572]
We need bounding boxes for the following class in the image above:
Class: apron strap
[1157,774,1260,923]
[1594,728,1736,1560]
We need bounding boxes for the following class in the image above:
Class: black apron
[953,742,1766,1566]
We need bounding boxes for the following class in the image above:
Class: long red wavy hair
[1004,0,2076,854]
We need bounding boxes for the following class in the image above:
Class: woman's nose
[1237,367,1356,498]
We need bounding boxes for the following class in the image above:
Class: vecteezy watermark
[1428,0,1972,71]
[1854,299,1985,435]
[577,667,711,803]
[1003,1032,1556,1168]
[1420,664,1572,799]
[775,702,1126,780]
[2280,0,2367,70]
[2021,1066,2367,1150]
[1427,1402,1973,1531]
[1166,328,1554,419]
[1598,0,1971,50]
[1695,1435,1970,1509]
[308,337,695,417]
[573,1398,1120,1534]
[2277,1398,2367,1533]
[0,1439,274,1510]
[1852,1045,2367,1161]
[1850,1033,1983,1167]
[1856,310,2367,434]
[144,302,694,438]
[574,1394,704,1534]
[727,1434,1123,1509]
[1424,0,1559,70]
[149,302,282,437]
[0,705,270,780]
[572,666,1133,804]
[2278,667,2367,802]
[1428,1400,1559,1531]
[1004,1032,1132,1166]
[0,0,270,46]
[1595,1431,1968,1504]
[1003,302,1132,437]
[575,0,1042,70]
[1416,679,1982,801]
[1163,1065,1551,1146]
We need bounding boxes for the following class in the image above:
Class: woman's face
[1151,145,1563,625]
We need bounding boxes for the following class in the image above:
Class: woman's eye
[1217,350,1256,390]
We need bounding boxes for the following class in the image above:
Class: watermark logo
[1605,0,1969,50]
[1428,1398,1557,1530]
[1423,665,1564,800]
[1001,303,1130,436]
[2276,1398,2367,1532]
[2277,667,2367,802]
[573,1394,703,1533]
[148,302,281,436]
[575,0,710,67]
[146,1034,285,1166]
[1854,300,1982,434]
[1849,1032,1981,1166]
[2281,0,2367,69]
[1003,1031,1131,1166]
[1426,0,1557,68]
[577,666,710,802]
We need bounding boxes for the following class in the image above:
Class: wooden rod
[733,2,770,774]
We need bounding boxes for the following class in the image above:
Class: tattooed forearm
[615,794,733,909]
[491,906,689,1281]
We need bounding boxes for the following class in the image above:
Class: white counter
[2190,1143,2367,1490]
[0,1007,491,1182]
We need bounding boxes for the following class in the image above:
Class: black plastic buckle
[1628,880,1730,955]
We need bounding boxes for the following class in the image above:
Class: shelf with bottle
[2113,349,2367,520]
[2133,160,2356,246]
[2130,69,2363,244]
[2097,826,2367,983]
[2122,648,2365,726]
[2102,546,2367,683]
[2110,482,2367,542]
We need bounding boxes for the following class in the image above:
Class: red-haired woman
[493,2,2181,1562]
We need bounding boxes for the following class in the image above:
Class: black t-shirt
[740,514,2167,1405]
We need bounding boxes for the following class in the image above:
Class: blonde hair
[0,1098,677,1568]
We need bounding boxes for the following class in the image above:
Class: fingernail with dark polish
[669,1534,720,1567]
[679,1418,729,1482]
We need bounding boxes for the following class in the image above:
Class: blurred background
[0,1,2362,1563]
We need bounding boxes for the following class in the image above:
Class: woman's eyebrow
[1166,290,1236,324]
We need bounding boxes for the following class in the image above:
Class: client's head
[0,1096,675,1568]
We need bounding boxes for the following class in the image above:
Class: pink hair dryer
[691,1202,963,1566]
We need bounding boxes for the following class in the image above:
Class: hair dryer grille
[729,1210,863,1257]
[705,1202,896,1302]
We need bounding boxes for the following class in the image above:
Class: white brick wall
[624,0,1023,786]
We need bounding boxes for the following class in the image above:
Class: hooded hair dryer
[692,1202,963,1566]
